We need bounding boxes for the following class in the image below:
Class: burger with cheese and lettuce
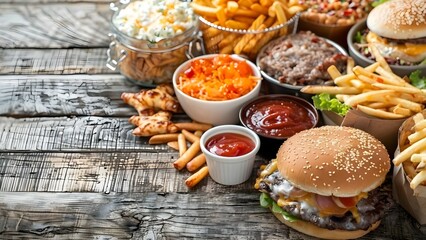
[255,126,394,239]
[355,0,426,66]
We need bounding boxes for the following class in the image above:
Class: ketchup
[205,133,255,157]
[243,99,315,138]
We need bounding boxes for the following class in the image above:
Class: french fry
[410,170,426,189]
[372,82,423,94]
[186,153,207,172]
[389,105,412,117]
[148,133,179,144]
[167,141,179,151]
[347,57,355,74]
[233,14,266,54]
[408,128,426,144]
[369,43,392,72]
[251,3,269,15]
[414,119,426,131]
[413,112,425,124]
[357,105,405,119]
[353,66,405,86]
[344,90,395,107]
[185,166,209,188]
[301,86,361,95]
[394,137,426,166]
[181,129,201,143]
[273,1,287,24]
[175,122,213,132]
[227,1,239,13]
[238,0,253,8]
[411,153,426,163]
[191,2,217,17]
[327,65,342,80]
[333,62,380,85]
[173,140,201,170]
[349,79,368,89]
[178,133,187,157]
[194,130,203,138]
[366,102,391,109]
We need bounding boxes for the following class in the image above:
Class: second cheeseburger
[255,126,393,239]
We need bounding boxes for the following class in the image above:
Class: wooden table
[0,1,425,239]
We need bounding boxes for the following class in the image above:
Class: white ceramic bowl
[200,125,260,185]
[173,54,262,125]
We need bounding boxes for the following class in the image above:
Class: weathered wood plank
[0,192,424,239]
[0,152,264,192]
[0,48,115,75]
[0,3,110,48]
[0,75,144,117]
[0,116,199,152]
[0,1,110,3]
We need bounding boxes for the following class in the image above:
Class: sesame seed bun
[271,210,381,239]
[277,126,390,197]
[366,0,426,39]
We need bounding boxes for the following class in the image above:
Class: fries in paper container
[191,0,306,60]
[301,57,426,153]
[393,110,426,224]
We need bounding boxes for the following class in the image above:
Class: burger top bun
[366,0,426,39]
[277,126,390,197]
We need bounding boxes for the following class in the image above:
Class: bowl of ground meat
[256,31,348,101]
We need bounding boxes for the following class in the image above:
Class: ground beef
[258,31,348,86]
[258,170,394,231]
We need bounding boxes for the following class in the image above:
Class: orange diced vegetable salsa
[177,54,260,101]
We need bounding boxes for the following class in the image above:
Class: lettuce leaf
[354,31,363,44]
[259,193,298,222]
[312,93,351,116]
[409,70,426,89]
[372,0,389,7]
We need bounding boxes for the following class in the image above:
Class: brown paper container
[321,109,406,154]
[297,18,353,49]
[392,110,426,224]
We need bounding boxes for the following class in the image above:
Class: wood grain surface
[0,1,425,239]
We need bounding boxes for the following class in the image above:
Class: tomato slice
[315,195,348,216]
[332,196,358,209]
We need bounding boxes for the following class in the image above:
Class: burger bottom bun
[272,211,381,239]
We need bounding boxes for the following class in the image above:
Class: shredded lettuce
[354,31,363,44]
[312,93,351,116]
[259,193,298,222]
[409,70,426,89]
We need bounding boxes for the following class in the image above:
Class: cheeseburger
[255,126,393,239]
[358,0,426,66]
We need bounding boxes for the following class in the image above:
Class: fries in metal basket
[301,57,426,119]
[192,0,306,59]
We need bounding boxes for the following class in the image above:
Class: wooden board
[0,48,115,75]
[0,192,424,240]
[0,151,265,192]
[0,75,143,117]
[0,3,110,48]
[1,1,426,239]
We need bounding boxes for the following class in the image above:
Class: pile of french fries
[394,112,426,189]
[148,122,213,188]
[301,47,426,119]
[191,0,306,59]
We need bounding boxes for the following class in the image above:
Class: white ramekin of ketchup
[200,125,260,185]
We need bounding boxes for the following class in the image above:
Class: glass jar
[106,0,202,87]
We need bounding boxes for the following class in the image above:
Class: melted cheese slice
[366,32,426,63]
